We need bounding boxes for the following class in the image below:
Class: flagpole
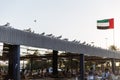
[112,18,115,46]
[113,28,115,46]
[105,38,108,49]
[97,18,114,48]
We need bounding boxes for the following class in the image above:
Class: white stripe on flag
[97,22,109,27]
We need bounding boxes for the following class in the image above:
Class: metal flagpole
[113,28,115,46]
[105,38,108,49]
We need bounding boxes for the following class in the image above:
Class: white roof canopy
[0,26,120,59]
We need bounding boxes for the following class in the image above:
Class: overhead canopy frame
[0,26,120,59]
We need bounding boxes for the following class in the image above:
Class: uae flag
[97,18,114,29]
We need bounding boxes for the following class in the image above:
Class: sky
[0,0,120,49]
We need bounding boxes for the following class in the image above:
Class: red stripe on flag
[109,18,114,29]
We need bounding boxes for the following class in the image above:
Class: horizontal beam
[0,26,120,59]
[1,55,120,62]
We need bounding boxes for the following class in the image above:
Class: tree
[108,45,117,51]
[25,60,51,70]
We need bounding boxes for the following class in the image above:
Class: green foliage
[109,45,117,51]
[26,60,52,70]
[0,65,8,71]
[64,59,79,69]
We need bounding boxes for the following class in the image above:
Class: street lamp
[91,42,94,46]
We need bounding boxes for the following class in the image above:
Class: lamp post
[105,38,108,49]
[91,42,94,46]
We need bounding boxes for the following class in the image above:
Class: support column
[30,58,33,75]
[79,54,85,80]
[8,45,20,80]
[52,50,58,78]
[22,59,25,70]
[111,58,115,74]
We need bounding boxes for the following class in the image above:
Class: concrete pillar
[52,50,58,78]
[8,45,20,80]
[30,58,33,73]
[79,54,85,80]
[111,58,115,74]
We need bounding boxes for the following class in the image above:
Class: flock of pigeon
[39,32,90,46]
[2,22,94,47]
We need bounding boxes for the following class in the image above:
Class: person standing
[102,68,110,80]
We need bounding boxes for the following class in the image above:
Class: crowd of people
[0,67,120,80]
[19,67,120,80]
[85,67,120,80]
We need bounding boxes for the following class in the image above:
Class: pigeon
[40,32,45,35]
[56,35,62,39]
[4,22,10,26]
[82,41,86,45]
[46,34,53,36]
[63,38,68,41]
[34,20,37,22]
[24,28,32,32]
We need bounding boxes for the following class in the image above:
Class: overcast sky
[0,0,120,49]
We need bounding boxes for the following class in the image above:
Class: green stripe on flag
[97,19,109,23]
